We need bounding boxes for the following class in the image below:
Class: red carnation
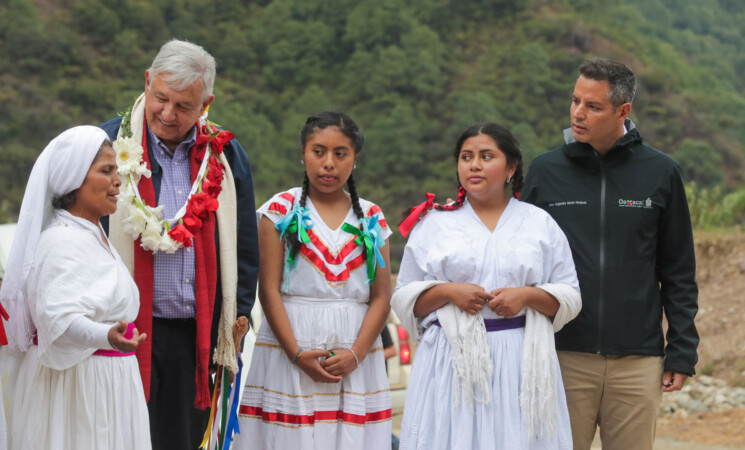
[169,224,194,247]
[210,130,234,154]
[206,159,224,184]
[187,192,219,218]
[202,179,222,197]
[182,212,203,232]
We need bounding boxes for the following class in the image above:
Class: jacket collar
[561,119,643,169]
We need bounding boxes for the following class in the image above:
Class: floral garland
[113,106,234,253]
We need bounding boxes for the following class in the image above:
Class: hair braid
[434,183,467,211]
[299,172,310,208]
[510,167,523,199]
[285,173,310,262]
[347,173,365,220]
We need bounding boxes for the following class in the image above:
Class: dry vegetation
[657,230,745,448]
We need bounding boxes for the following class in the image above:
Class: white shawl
[29,210,139,370]
[391,281,581,441]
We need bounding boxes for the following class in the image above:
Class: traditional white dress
[10,211,151,450]
[235,187,392,450]
[395,198,577,450]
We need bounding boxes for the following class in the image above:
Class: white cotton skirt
[400,324,573,450]
[10,346,151,450]
[235,298,392,450]
[0,375,5,450]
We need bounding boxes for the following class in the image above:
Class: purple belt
[432,315,526,332]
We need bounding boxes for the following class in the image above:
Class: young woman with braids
[392,123,582,449]
[235,112,393,450]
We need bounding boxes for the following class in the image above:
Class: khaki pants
[557,351,664,450]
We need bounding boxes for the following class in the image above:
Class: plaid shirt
[149,126,198,318]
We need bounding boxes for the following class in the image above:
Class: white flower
[117,184,133,210]
[150,204,165,220]
[113,136,144,176]
[122,204,149,238]
[133,164,152,181]
[140,218,163,253]
[158,232,180,254]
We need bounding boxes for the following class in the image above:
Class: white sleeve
[394,223,431,290]
[545,219,580,291]
[63,316,114,350]
[256,189,298,226]
[537,218,582,331]
[392,223,439,341]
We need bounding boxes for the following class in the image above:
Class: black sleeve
[380,325,394,349]
[657,163,699,375]
[520,158,540,205]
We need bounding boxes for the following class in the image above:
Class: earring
[354,163,357,169]
[300,159,304,166]
[506,176,512,184]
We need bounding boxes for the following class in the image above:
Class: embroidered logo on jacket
[618,198,653,209]
[547,200,588,207]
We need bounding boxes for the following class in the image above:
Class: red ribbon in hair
[399,193,436,238]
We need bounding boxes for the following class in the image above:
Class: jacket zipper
[597,163,606,353]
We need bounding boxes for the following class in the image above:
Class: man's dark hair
[579,58,636,109]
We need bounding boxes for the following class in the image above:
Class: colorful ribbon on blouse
[275,204,314,287]
[342,214,386,284]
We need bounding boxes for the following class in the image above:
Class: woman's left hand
[320,348,361,378]
[108,321,146,353]
[487,287,529,318]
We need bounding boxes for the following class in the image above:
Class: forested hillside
[2,0,744,264]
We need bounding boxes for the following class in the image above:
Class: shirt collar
[147,124,198,157]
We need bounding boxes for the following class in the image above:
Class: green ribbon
[342,214,386,284]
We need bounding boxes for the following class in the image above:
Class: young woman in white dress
[235,112,392,450]
[393,123,582,450]
[1,126,150,449]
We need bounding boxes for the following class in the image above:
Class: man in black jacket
[522,58,698,449]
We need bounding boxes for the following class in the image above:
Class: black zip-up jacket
[522,124,699,376]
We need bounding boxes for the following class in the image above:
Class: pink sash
[93,322,137,357]
[32,322,136,356]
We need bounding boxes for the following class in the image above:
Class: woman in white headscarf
[0,126,151,450]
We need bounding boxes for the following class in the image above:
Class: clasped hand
[294,349,355,383]
[107,320,146,353]
[447,283,528,318]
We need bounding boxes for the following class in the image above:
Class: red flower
[187,192,219,218]
[182,212,203,232]
[210,130,234,154]
[169,224,195,247]
[206,158,224,184]
[202,179,222,197]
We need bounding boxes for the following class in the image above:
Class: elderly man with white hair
[99,39,259,449]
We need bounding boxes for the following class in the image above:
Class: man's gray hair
[579,58,636,109]
[148,39,216,102]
